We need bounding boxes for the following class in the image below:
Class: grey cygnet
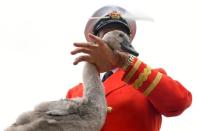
[5,30,130,131]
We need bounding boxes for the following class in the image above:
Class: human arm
[122,57,192,116]
[71,33,192,116]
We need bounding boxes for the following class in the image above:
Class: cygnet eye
[119,33,123,37]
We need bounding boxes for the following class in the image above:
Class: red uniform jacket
[66,58,192,131]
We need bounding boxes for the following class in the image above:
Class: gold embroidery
[123,59,142,83]
[144,72,163,96]
[133,66,152,88]
[109,11,121,19]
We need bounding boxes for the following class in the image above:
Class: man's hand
[71,34,128,73]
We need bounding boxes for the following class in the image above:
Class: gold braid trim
[123,59,142,83]
[144,72,163,96]
[133,65,152,89]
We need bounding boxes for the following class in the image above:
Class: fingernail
[88,33,94,37]
[73,61,78,65]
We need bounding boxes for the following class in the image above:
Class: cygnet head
[102,30,131,51]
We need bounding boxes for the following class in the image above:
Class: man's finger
[88,33,104,46]
[70,47,92,55]
[73,42,96,49]
[73,55,91,65]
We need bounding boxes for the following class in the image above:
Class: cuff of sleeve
[122,58,163,96]
[122,58,144,83]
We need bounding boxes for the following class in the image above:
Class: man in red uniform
[67,5,192,131]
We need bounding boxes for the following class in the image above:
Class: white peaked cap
[84,5,153,42]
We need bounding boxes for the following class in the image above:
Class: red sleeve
[122,58,192,117]
[66,88,72,99]
[65,83,83,99]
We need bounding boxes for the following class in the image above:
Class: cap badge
[108,11,121,19]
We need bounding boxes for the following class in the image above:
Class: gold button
[107,106,113,113]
